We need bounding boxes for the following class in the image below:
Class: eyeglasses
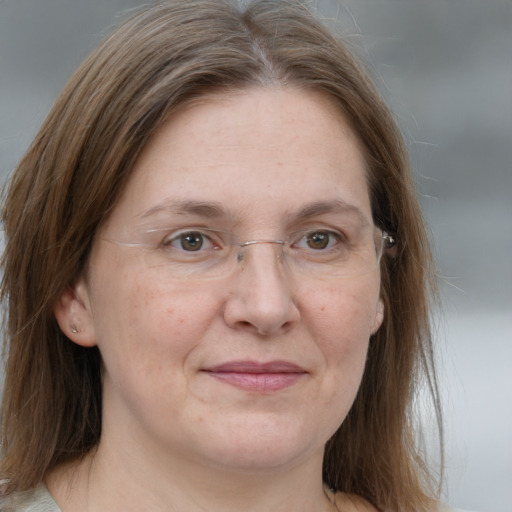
[102,225,395,281]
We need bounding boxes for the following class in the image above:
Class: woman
[0,1,451,510]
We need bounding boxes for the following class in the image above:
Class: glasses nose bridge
[235,239,288,264]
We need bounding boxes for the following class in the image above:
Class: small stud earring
[70,325,79,334]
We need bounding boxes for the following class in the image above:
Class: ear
[370,298,385,336]
[54,277,97,347]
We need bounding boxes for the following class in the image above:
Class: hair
[0,1,442,510]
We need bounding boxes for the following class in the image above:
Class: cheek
[299,281,380,430]
[303,280,380,350]
[129,279,219,354]
[92,274,224,427]
[301,279,381,393]
[91,267,220,379]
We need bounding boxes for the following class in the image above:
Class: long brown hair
[1,1,442,510]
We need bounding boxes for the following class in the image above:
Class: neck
[47,439,334,512]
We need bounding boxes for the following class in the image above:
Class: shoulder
[334,495,477,512]
[0,484,60,512]
[439,506,478,512]
[334,492,379,511]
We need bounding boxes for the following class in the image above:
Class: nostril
[240,321,269,335]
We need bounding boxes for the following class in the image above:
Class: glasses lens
[283,226,383,279]
[103,226,384,280]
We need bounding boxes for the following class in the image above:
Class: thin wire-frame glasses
[102,225,395,281]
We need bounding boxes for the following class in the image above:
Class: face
[56,88,383,474]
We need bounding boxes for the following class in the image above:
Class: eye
[164,231,214,252]
[295,230,340,251]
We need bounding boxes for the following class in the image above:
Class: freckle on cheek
[320,305,326,312]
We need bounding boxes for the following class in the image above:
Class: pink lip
[203,360,306,393]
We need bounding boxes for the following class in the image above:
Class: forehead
[103,87,371,232]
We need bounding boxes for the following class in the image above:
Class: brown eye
[305,232,330,250]
[162,229,219,254]
[170,232,206,251]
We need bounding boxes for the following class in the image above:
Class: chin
[191,415,328,473]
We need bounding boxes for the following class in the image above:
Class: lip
[202,360,307,393]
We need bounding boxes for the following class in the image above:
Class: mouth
[201,360,307,393]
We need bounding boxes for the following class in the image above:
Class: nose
[223,242,300,336]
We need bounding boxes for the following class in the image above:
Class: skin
[52,87,382,512]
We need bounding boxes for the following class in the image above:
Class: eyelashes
[162,230,217,252]
[158,228,349,253]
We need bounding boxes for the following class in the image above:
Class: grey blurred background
[0,1,511,510]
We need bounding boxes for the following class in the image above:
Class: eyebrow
[140,199,227,219]
[139,198,369,225]
[293,200,370,226]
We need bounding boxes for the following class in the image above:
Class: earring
[70,325,79,334]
